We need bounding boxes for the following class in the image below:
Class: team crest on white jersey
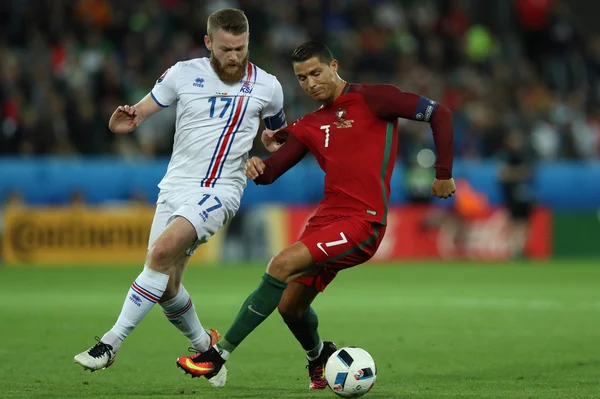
[240,81,254,94]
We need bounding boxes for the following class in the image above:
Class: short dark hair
[291,41,334,64]
[207,8,249,39]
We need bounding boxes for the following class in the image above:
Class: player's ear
[204,35,212,51]
[330,59,339,73]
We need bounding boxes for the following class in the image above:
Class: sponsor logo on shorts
[317,242,329,256]
[316,232,348,257]
[199,210,209,222]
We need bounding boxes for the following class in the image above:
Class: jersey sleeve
[270,117,305,144]
[262,77,286,130]
[150,62,182,108]
[253,133,309,185]
[357,84,454,179]
[355,84,436,121]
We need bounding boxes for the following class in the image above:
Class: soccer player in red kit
[176,41,456,387]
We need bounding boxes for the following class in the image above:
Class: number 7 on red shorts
[295,217,387,292]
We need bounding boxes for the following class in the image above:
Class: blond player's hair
[207,8,249,39]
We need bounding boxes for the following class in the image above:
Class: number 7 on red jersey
[320,125,331,147]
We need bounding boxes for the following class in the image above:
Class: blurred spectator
[516,0,552,73]
[498,130,534,259]
[544,0,585,96]
[0,0,599,164]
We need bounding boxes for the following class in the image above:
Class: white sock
[102,266,169,352]
[160,285,211,352]
[306,341,324,361]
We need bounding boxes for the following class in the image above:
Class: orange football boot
[176,329,227,386]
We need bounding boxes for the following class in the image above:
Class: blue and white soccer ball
[325,347,377,397]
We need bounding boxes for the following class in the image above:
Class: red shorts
[295,216,386,292]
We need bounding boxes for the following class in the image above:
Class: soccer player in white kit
[73,9,286,387]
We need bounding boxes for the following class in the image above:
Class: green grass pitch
[1,261,599,398]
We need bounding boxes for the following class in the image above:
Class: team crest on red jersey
[334,107,354,128]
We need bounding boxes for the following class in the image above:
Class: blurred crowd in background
[1,0,600,163]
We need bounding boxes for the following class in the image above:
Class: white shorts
[148,188,240,256]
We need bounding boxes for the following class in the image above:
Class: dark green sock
[284,306,321,352]
[218,273,287,353]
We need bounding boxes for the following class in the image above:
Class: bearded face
[205,29,249,84]
[210,50,248,84]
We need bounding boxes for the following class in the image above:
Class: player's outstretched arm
[108,94,163,134]
[358,84,455,198]
[247,133,308,185]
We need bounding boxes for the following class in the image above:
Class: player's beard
[211,52,249,84]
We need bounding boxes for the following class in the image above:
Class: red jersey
[254,83,454,225]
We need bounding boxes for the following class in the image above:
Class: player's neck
[323,79,347,106]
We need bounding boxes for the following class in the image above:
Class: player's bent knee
[267,243,315,283]
[267,255,311,283]
[147,241,174,272]
[266,253,296,282]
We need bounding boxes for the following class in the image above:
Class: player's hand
[431,178,456,199]
[245,156,265,180]
[108,105,141,134]
[261,129,284,153]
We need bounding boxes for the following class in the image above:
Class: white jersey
[150,58,286,196]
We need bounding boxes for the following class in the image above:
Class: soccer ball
[325,347,377,397]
